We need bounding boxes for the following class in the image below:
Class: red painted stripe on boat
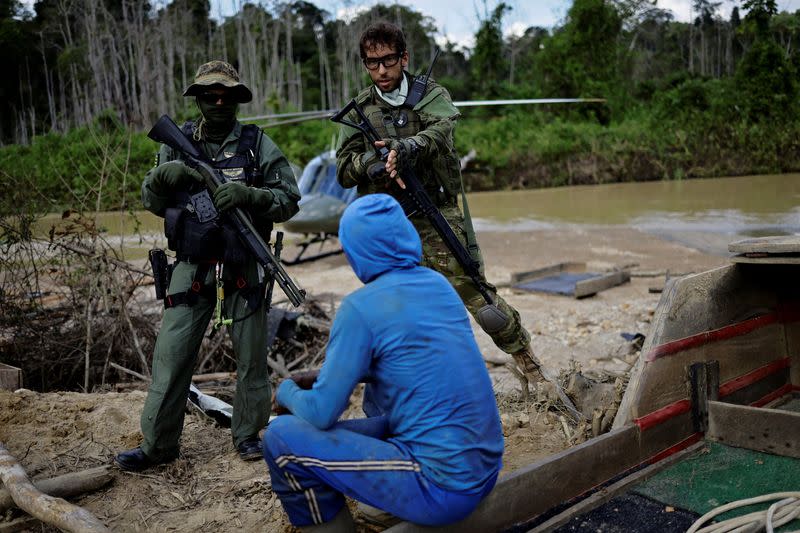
[646,303,800,362]
[751,383,794,407]
[646,314,781,361]
[634,399,691,431]
[634,358,790,431]
[647,432,704,465]
[718,357,791,398]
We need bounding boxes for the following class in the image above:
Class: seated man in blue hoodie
[263,193,504,532]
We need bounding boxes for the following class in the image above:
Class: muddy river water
[467,173,800,254]
[40,173,800,258]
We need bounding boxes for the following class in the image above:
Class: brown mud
[0,224,728,532]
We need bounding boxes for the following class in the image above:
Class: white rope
[767,497,797,533]
[687,492,800,533]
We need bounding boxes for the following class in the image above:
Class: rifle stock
[147,115,306,307]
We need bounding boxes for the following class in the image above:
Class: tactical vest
[163,122,263,263]
[180,121,264,186]
[358,77,463,206]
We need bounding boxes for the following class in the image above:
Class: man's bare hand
[289,369,319,390]
[270,369,321,415]
[374,140,406,189]
[271,388,290,415]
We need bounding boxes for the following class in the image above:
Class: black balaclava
[196,98,238,144]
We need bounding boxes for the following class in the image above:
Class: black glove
[387,138,420,167]
[150,161,203,193]
[354,151,388,183]
[213,181,274,212]
[366,161,389,182]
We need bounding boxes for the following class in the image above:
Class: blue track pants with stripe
[263,415,498,527]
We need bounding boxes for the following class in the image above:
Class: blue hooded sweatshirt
[276,194,503,492]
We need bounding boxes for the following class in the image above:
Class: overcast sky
[19,0,800,49]
[212,0,800,49]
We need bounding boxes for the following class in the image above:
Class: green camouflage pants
[140,260,271,461]
[411,205,531,354]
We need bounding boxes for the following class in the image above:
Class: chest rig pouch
[361,85,460,207]
[163,123,264,263]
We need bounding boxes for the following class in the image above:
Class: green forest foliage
[1,0,800,212]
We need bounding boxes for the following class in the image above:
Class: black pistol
[149,248,171,300]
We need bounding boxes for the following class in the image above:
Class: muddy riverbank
[0,223,731,532]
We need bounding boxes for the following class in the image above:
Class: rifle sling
[459,177,481,267]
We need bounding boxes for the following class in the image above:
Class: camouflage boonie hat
[182,60,253,103]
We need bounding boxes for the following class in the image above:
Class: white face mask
[377,74,409,107]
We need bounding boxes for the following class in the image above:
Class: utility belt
[149,251,265,311]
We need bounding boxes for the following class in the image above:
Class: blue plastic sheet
[514,272,597,296]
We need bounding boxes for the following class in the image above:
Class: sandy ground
[0,224,729,532]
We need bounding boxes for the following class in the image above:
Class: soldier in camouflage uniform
[335,22,553,399]
[115,61,300,472]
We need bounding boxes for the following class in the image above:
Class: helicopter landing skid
[283,234,344,265]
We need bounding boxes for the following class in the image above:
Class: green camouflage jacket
[336,74,463,206]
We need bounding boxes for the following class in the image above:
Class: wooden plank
[729,236,800,255]
[759,390,796,409]
[0,363,21,391]
[510,262,583,284]
[731,255,800,265]
[707,401,800,458]
[574,270,630,298]
[385,426,641,533]
[707,360,720,401]
[634,329,787,420]
[615,264,763,428]
[689,363,708,433]
[528,442,706,533]
[636,410,697,460]
[719,367,789,406]
[785,322,800,387]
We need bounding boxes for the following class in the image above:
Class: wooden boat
[387,236,800,532]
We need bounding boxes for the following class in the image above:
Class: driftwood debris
[0,515,40,533]
[0,443,109,532]
[191,371,236,383]
[0,465,113,513]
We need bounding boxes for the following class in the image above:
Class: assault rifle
[147,114,306,308]
[332,101,586,422]
[331,100,508,333]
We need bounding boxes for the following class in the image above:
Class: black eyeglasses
[363,53,402,71]
[198,92,232,105]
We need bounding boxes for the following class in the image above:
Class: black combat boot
[236,436,263,461]
[114,447,176,472]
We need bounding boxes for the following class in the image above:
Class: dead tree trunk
[0,443,110,533]
[0,466,113,513]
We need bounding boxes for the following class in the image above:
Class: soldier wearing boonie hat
[114,60,301,473]
[182,60,253,103]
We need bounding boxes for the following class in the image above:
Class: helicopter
[282,148,355,264]
[242,98,605,265]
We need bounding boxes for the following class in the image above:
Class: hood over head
[339,194,421,283]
